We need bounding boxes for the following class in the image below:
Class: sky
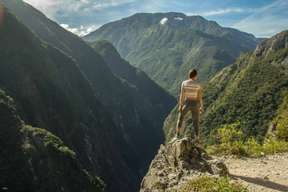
[23,0,288,37]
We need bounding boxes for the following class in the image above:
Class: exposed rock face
[140,137,228,192]
[255,30,288,57]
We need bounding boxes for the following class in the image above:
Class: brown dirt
[224,153,288,192]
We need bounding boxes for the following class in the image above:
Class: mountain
[0,89,104,192]
[84,12,258,95]
[0,2,176,175]
[0,3,176,191]
[0,7,137,191]
[90,40,175,115]
[164,30,288,142]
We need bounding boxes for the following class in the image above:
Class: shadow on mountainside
[231,174,288,192]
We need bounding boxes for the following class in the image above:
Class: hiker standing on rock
[172,69,203,142]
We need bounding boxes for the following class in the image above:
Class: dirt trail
[223,153,288,192]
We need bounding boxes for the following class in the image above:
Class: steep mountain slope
[90,40,175,116]
[0,7,138,192]
[84,12,258,95]
[1,3,176,185]
[164,31,288,142]
[0,89,104,192]
[0,0,111,99]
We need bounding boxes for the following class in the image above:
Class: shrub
[263,138,288,154]
[217,122,243,144]
[22,125,76,158]
[207,122,288,157]
[177,176,248,192]
[207,122,248,156]
[273,93,288,141]
[245,138,263,157]
[275,117,288,141]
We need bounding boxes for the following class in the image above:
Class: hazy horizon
[23,0,288,38]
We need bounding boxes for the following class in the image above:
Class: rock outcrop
[255,30,288,57]
[140,137,228,192]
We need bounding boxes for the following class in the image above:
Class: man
[172,69,203,142]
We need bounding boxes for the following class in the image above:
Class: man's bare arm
[199,87,204,112]
[178,83,184,111]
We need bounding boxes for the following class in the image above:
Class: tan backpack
[183,84,201,101]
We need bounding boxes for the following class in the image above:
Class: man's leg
[169,112,184,143]
[191,106,200,141]
[176,112,184,137]
[175,103,189,138]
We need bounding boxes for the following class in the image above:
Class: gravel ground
[223,153,288,192]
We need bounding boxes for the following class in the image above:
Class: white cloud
[187,8,248,17]
[23,0,61,18]
[90,0,137,11]
[24,0,137,16]
[160,17,168,25]
[60,24,99,36]
[232,0,288,37]
[23,0,139,36]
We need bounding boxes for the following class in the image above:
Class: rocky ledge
[140,137,228,192]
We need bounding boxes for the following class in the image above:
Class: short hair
[189,69,197,79]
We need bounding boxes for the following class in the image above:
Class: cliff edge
[140,137,228,192]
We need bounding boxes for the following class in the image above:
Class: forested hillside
[164,31,288,142]
[0,8,137,191]
[0,89,104,192]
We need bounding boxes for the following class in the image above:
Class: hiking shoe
[193,136,200,145]
[195,137,199,142]
[169,134,180,143]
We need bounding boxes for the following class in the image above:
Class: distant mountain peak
[126,12,211,25]
[131,12,187,18]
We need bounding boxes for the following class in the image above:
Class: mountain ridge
[84,12,258,95]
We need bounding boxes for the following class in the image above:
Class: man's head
[189,69,198,80]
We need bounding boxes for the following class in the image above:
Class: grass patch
[177,176,248,192]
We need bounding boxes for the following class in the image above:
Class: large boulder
[140,137,228,192]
